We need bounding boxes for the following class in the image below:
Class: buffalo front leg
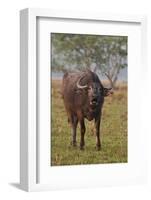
[95,115,101,150]
[79,119,86,150]
[70,115,78,147]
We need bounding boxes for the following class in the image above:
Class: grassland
[51,80,127,166]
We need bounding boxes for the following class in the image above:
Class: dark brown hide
[62,70,112,150]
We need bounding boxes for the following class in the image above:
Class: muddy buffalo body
[62,70,112,150]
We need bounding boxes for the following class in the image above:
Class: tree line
[51,33,127,88]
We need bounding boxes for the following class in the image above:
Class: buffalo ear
[103,88,113,96]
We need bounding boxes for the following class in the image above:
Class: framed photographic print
[20,8,147,191]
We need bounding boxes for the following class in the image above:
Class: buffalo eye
[85,87,91,92]
[99,87,103,93]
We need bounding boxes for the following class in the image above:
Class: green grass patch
[51,80,127,166]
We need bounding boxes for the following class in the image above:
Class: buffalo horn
[76,76,88,89]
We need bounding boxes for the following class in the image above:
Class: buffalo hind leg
[70,115,78,147]
[80,119,86,150]
[95,115,101,151]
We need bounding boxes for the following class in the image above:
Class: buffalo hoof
[80,146,85,150]
[70,141,77,147]
[96,145,101,151]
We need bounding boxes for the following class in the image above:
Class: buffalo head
[76,74,113,108]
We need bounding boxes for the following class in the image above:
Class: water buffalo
[62,70,112,150]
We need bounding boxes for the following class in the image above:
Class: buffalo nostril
[91,98,98,105]
[92,98,97,102]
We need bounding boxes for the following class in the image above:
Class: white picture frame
[20,8,147,192]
